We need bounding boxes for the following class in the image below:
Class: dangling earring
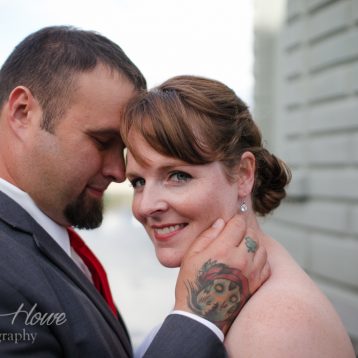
[240,200,248,213]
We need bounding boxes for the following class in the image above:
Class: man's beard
[64,190,103,229]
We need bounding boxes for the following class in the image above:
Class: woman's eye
[169,171,192,182]
[130,178,145,189]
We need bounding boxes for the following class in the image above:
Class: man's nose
[102,150,126,183]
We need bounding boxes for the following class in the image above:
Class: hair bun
[252,149,292,215]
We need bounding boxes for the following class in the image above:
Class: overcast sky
[0,0,253,104]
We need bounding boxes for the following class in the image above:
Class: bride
[120,75,355,357]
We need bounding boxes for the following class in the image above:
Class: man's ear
[236,151,256,197]
[7,86,39,138]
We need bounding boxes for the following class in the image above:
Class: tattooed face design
[187,260,250,330]
[196,278,241,321]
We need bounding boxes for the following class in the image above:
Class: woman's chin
[156,251,182,268]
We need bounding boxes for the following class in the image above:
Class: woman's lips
[151,223,187,241]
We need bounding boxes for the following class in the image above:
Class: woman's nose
[134,185,169,219]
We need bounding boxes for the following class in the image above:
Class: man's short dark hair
[0,26,147,131]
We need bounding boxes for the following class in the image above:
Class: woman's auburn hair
[121,75,291,216]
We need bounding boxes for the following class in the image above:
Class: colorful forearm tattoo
[186,259,251,332]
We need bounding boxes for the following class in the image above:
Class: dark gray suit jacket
[0,191,226,357]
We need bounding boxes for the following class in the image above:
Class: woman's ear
[236,151,256,197]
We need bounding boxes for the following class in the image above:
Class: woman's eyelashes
[129,171,192,190]
[169,171,192,183]
[129,177,145,189]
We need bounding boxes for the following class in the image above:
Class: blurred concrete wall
[253,0,358,352]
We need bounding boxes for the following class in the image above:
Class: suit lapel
[0,191,132,356]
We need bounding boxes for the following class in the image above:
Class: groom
[0,26,268,357]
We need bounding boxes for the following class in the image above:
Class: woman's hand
[174,215,270,334]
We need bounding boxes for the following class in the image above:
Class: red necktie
[67,227,117,317]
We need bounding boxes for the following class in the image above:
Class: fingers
[188,218,225,254]
[244,236,258,254]
[234,229,270,294]
[248,246,269,293]
[261,261,271,284]
[232,227,258,265]
[252,245,267,268]
[175,216,271,334]
[207,214,247,250]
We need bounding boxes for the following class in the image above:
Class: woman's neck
[243,211,271,247]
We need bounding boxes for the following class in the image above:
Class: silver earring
[240,201,248,212]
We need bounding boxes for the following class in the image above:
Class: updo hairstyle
[120,75,291,216]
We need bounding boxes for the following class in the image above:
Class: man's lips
[151,223,188,241]
[86,185,108,198]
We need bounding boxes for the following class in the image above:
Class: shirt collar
[0,178,71,257]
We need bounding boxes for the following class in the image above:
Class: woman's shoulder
[227,271,327,336]
[224,240,354,357]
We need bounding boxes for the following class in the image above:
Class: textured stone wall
[253,0,358,352]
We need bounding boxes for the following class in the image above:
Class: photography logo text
[0,303,67,344]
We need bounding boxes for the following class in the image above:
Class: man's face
[21,64,136,228]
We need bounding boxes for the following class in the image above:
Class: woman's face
[126,133,241,268]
